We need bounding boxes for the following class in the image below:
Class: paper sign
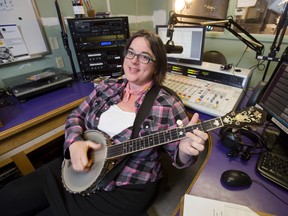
[0,24,29,64]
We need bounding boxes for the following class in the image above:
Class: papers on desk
[183,194,259,216]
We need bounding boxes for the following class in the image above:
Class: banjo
[62,106,266,195]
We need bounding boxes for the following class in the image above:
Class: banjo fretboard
[106,117,224,159]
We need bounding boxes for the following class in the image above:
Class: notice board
[0,0,50,65]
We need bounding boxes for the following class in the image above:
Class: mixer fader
[163,62,251,117]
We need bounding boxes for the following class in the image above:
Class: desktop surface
[183,105,288,216]
[0,79,287,216]
[0,80,95,175]
[0,80,94,133]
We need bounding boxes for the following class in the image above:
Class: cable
[252,179,288,206]
[235,46,248,67]
[213,121,287,206]
[249,59,266,76]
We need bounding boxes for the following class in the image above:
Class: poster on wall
[0,24,29,64]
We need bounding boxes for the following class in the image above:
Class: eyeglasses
[124,50,156,64]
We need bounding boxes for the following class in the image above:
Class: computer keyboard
[257,151,288,190]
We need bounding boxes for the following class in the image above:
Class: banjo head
[62,130,110,194]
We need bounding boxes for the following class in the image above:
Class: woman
[0,30,208,216]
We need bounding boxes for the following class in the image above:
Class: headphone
[219,127,262,161]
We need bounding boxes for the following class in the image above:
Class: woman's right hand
[69,140,102,172]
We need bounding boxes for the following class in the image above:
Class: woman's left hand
[178,113,208,164]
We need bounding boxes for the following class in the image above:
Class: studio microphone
[164,43,183,54]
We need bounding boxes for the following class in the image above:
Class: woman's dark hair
[124,29,167,85]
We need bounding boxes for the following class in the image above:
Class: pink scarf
[122,81,153,102]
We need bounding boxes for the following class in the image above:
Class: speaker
[219,127,261,161]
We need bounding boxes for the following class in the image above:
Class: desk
[0,81,94,175]
[1,83,287,215]
[174,106,288,216]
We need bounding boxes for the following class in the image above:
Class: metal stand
[54,0,78,80]
[261,3,288,81]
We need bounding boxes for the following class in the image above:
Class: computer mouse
[221,170,252,188]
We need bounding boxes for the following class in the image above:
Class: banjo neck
[106,106,266,159]
[106,117,223,159]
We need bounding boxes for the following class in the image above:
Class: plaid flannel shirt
[64,78,195,191]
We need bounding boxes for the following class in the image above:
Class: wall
[0,0,287,88]
[0,0,159,88]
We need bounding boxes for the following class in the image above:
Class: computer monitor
[258,61,288,154]
[156,25,205,65]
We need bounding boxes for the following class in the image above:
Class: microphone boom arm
[167,11,265,57]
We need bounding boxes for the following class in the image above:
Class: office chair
[202,50,227,65]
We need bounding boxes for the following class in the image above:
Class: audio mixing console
[164,62,252,117]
